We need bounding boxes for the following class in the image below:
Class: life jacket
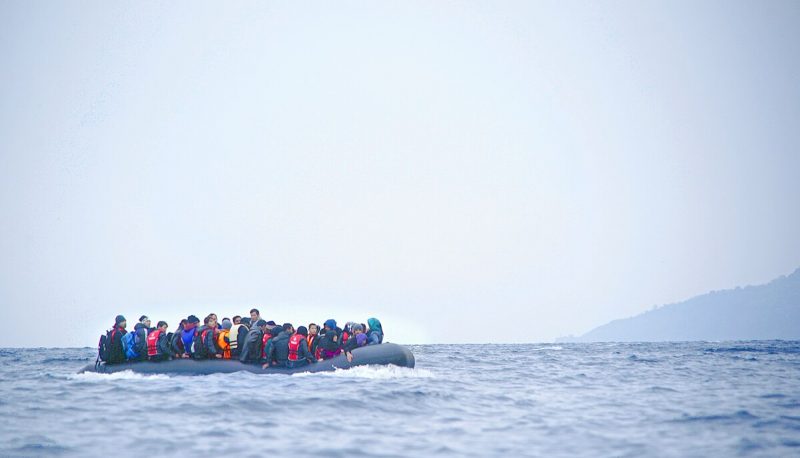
[146,330,163,357]
[306,334,317,352]
[229,324,244,351]
[288,334,305,361]
[217,329,231,359]
[342,331,349,345]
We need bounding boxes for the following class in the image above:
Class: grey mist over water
[2,342,799,457]
[2,1,800,347]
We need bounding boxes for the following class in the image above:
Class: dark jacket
[296,339,317,363]
[205,327,220,358]
[107,326,127,364]
[265,331,291,366]
[169,326,185,356]
[133,323,150,361]
[318,327,342,351]
[343,332,368,353]
[239,327,265,363]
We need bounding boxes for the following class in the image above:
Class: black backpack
[97,329,114,362]
[192,328,209,359]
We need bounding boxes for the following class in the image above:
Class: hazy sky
[1,1,799,347]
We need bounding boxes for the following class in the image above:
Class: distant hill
[558,268,800,342]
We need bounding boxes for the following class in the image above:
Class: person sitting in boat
[318,319,343,360]
[196,314,223,360]
[306,323,320,359]
[216,319,232,359]
[285,325,317,369]
[263,323,293,368]
[169,319,188,358]
[343,323,369,362]
[106,315,128,364]
[232,315,242,325]
[128,316,152,361]
[367,318,383,345]
[229,318,249,359]
[181,315,200,357]
[146,321,171,361]
[239,319,268,364]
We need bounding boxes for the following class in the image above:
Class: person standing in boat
[249,308,263,326]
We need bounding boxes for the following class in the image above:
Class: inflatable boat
[79,343,415,375]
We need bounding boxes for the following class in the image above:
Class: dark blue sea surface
[1,341,799,457]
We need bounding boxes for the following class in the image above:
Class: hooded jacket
[133,322,150,360]
[318,327,343,351]
[239,327,265,363]
[107,325,127,364]
[367,318,383,345]
[265,330,292,366]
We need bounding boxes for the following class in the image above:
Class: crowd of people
[98,308,384,369]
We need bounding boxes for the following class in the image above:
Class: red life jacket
[342,331,350,345]
[288,334,305,361]
[146,330,162,357]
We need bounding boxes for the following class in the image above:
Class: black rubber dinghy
[80,343,415,375]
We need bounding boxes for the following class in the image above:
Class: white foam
[68,370,171,381]
[291,364,434,379]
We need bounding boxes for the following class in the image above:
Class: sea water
[1,341,799,457]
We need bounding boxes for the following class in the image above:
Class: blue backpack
[122,331,140,359]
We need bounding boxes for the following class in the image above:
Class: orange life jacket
[217,329,231,359]
[288,333,305,361]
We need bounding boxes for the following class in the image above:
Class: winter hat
[352,323,364,332]
[115,315,126,325]
[221,319,232,330]
[296,326,308,336]
[324,319,337,329]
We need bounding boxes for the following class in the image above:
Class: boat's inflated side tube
[80,343,415,375]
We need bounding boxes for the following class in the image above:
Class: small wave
[291,365,434,379]
[531,346,563,351]
[67,370,171,381]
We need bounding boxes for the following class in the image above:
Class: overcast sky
[1,1,799,347]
